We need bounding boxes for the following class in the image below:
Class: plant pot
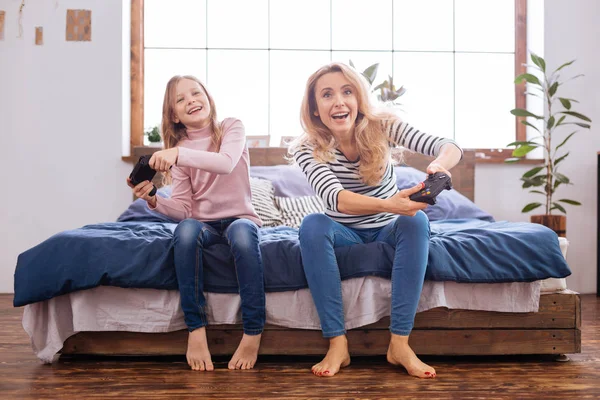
[530,214,566,238]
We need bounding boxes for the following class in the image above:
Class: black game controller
[129,155,157,196]
[409,172,452,205]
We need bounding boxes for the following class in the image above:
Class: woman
[290,62,462,378]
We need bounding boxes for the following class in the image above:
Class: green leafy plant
[349,60,406,105]
[506,53,592,215]
[145,125,162,143]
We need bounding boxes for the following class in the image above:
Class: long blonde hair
[290,62,397,186]
[161,75,223,151]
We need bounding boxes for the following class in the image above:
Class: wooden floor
[1,294,599,399]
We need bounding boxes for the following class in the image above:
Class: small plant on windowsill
[349,60,406,106]
[506,52,592,237]
[145,125,162,147]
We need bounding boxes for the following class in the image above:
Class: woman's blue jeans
[298,212,430,337]
[173,218,265,335]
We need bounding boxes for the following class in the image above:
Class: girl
[128,75,265,371]
[290,63,462,378]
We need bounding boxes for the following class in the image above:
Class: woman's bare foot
[311,335,351,377]
[187,327,214,371]
[387,334,436,378]
[228,333,262,370]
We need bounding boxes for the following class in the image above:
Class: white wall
[1,1,598,294]
[0,1,132,293]
[476,0,600,293]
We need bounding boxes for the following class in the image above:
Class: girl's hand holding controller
[126,177,157,208]
[150,148,179,172]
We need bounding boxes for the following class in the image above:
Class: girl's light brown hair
[290,62,398,186]
[161,75,222,151]
[160,75,222,184]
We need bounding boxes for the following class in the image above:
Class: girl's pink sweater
[151,118,261,226]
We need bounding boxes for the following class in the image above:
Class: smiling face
[313,72,359,140]
[172,78,211,130]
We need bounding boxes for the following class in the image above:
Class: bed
[14,148,581,363]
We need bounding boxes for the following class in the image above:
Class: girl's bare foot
[187,327,214,371]
[228,333,262,370]
[387,334,436,378]
[311,335,351,377]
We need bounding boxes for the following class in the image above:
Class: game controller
[129,155,157,196]
[409,172,452,205]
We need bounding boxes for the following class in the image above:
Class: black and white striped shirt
[292,119,462,229]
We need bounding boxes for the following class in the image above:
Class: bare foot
[228,333,262,370]
[187,327,214,371]
[311,335,351,377]
[387,334,436,378]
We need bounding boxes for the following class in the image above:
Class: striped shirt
[292,119,462,229]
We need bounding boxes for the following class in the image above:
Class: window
[130,0,528,162]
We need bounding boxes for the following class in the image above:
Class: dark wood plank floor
[1,294,599,399]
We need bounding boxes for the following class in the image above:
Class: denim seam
[332,231,361,246]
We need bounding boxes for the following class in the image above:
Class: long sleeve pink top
[150,118,261,227]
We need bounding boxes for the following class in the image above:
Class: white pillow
[274,195,325,228]
[250,177,283,227]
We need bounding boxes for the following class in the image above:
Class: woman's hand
[150,148,179,172]
[127,178,157,208]
[386,184,429,216]
[426,161,451,178]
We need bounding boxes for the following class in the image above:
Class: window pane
[455,0,514,52]
[270,51,331,146]
[207,50,268,136]
[207,0,268,48]
[331,51,393,105]
[393,0,453,51]
[332,0,392,50]
[270,0,330,50]
[144,49,207,131]
[145,0,206,48]
[393,53,454,139]
[455,53,515,148]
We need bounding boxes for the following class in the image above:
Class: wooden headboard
[249,148,476,201]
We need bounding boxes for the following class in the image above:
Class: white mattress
[22,237,570,364]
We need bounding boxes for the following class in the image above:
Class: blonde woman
[128,75,265,372]
[290,63,462,378]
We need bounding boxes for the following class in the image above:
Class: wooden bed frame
[61,148,581,358]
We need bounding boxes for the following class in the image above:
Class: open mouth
[331,112,349,120]
[188,106,203,115]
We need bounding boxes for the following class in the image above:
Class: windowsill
[122,146,544,165]
[468,148,544,164]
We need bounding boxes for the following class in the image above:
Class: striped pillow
[274,195,325,228]
[250,177,283,227]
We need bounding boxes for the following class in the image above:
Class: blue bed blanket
[13,219,570,307]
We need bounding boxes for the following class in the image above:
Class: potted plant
[506,53,592,237]
[145,125,162,147]
[349,60,406,105]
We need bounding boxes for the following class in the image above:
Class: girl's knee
[174,218,203,245]
[226,219,258,249]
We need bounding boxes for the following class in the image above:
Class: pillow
[394,166,495,222]
[250,177,283,227]
[250,165,315,197]
[274,195,325,228]
[116,186,178,223]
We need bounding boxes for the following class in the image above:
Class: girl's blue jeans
[173,218,265,335]
[298,212,430,338]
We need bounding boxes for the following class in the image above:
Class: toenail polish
[425,372,431,375]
